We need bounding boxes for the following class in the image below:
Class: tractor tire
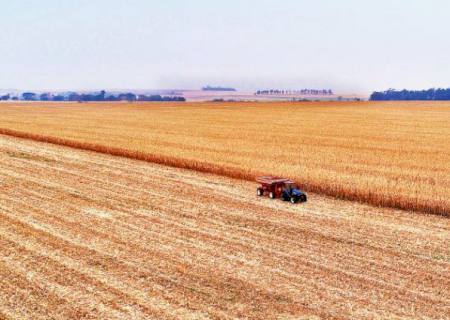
[300,195,307,202]
[290,197,299,204]
[257,188,264,196]
[269,192,275,199]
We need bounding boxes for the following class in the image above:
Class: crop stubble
[0,135,448,319]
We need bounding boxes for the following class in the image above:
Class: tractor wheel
[269,192,275,199]
[290,197,299,204]
[300,195,307,202]
[257,188,263,196]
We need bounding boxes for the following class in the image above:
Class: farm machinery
[256,176,307,204]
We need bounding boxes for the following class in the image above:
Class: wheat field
[0,101,449,215]
[0,134,448,319]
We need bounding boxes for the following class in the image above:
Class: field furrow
[0,134,449,319]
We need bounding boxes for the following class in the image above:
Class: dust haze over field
[0,135,449,319]
[0,101,449,215]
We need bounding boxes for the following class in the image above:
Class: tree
[118,93,137,101]
[68,93,81,101]
[40,93,51,101]
[99,90,106,101]
[52,95,65,101]
[22,92,37,101]
[369,88,450,101]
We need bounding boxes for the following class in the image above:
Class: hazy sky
[1,0,449,93]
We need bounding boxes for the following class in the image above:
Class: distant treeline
[256,89,333,95]
[0,91,186,102]
[370,88,450,101]
[202,85,236,92]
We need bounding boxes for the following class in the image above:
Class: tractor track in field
[0,134,449,319]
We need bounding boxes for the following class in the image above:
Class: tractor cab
[283,182,296,192]
[282,182,296,199]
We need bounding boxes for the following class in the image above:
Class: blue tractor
[281,181,307,203]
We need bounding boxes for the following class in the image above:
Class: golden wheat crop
[0,101,449,215]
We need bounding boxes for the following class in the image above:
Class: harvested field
[0,134,449,319]
[0,101,449,216]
